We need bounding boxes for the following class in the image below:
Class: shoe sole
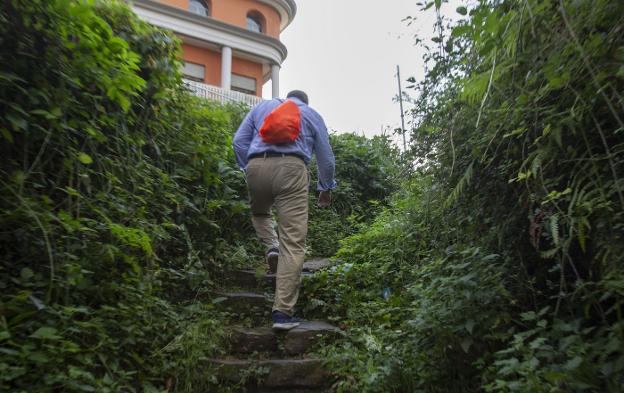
[272,322,300,331]
[267,253,278,274]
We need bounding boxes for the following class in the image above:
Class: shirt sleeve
[232,107,256,169]
[311,113,337,191]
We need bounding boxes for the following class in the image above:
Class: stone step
[230,326,277,353]
[302,258,334,273]
[282,321,343,355]
[224,269,314,290]
[215,291,271,314]
[224,269,276,289]
[211,358,333,388]
[230,321,344,355]
[222,258,332,290]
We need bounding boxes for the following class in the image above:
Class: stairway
[211,260,342,392]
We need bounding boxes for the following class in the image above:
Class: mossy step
[224,269,276,289]
[230,326,277,353]
[230,321,344,355]
[215,292,271,314]
[302,258,334,272]
[222,258,333,289]
[211,358,333,388]
[224,269,315,290]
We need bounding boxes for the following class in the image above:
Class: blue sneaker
[266,247,279,274]
[272,310,303,331]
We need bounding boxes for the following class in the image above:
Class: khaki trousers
[246,155,309,316]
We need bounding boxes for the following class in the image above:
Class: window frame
[188,0,210,17]
[231,73,257,96]
[246,11,265,34]
[182,61,206,83]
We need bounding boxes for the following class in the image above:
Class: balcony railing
[183,79,263,107]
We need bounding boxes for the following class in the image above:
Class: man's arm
[232,108,256,169]
[311,113,337,193]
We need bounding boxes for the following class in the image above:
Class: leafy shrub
[302,0,624,391]
[0,1,253,391]
[306,133,403,257]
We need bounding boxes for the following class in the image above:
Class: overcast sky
[262,0,458,138]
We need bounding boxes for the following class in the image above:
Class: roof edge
[258,0,297,31]
[131,0,288,63]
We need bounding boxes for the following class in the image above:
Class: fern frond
[445,161,474,208]
[460,72,491,105]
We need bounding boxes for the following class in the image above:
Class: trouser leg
[272,158,309,316]
[251,215,279,251]
[246,159,279,251]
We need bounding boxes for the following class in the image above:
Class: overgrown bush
[302,0,624,391]
[0,1,253,391]
[306,133,402,257]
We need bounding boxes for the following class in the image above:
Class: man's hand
[318,190,331,208]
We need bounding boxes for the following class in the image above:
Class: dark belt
[249,152,305,162]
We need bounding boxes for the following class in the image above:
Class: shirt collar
[286,97,306,106]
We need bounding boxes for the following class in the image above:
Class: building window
[246,11,265,33]
[231,74,257,95]
[183,61,205,82]
[189,0,209,17]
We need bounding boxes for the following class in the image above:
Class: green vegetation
[301,0,624,391]
[0,1,396,391]
[307,133,402,257]
[0,1,251,391]
[3,0,623,391]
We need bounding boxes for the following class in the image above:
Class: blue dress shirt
[233,97,337,191]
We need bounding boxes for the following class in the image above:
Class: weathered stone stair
[211,259,340,392]
[229,321,342,355]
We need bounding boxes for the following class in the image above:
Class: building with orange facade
[130,0,296,105]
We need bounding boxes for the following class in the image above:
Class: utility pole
[396,65,407,152]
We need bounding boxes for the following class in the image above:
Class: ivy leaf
[30,327,60,340]
[544,371,567,383]
[564,356,583,371]
[452,25,471,37]
[465,319,475,334]
[77,152,93,165]
[20,267,34,281]
[0,128,13,143]
[0,331,10,342]
[520,311,537,321]
[7,114,27,131]
[456,6,468,15]
[460,338,473,353]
